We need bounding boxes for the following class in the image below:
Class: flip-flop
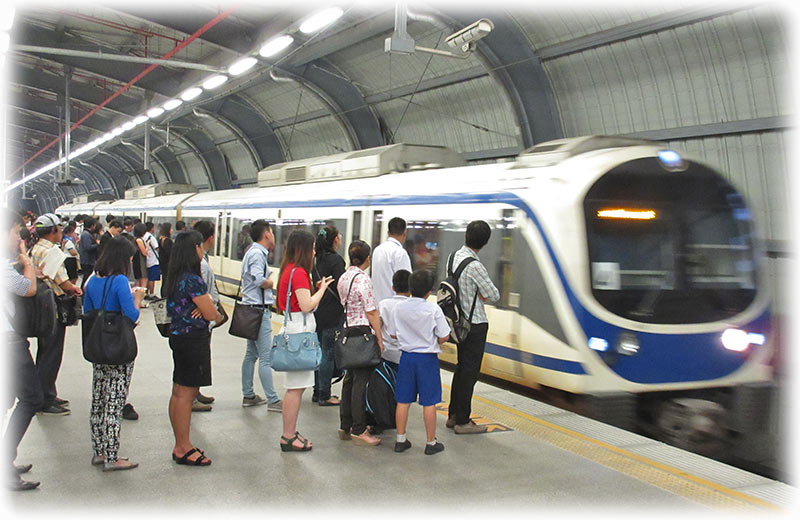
[173,448,211,466]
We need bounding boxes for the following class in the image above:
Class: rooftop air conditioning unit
[124,182,198,199]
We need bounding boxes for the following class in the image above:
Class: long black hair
[163,230,203,298]
[95,235,135,277]
[314,225,339,257]
[279,230,315,285]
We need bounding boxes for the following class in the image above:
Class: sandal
[172,448,212,466]
[280,433,312,452]
[319,396,340,406]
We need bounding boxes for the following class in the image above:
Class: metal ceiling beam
[281,60,384,150]
[13,45,225,72]
[625,116,791,141]
[536,4,750,60]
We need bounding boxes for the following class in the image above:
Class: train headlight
[721,328,764,352]
[616,332,640,356]
[588,337,609,352]
[657,150,688,172]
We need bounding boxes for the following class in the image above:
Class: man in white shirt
[371,217,412,303]
[378,269,411,369]
[142,222,160,300]
[392,270,451,456]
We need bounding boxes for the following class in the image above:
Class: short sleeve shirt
[394,297,451,354]
[144,233,160,267]
[167,272,208,335]
[30,238,69,296]
[277,264,311,313]
[337,266,377,327]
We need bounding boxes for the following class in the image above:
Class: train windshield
[584,158,758,324]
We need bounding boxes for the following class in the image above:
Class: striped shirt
[451,245,500,325]
[31,238,68,296]
[4,260,32,332]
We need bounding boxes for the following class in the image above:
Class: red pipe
[13,7,238,178]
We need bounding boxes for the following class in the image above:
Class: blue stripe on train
[204,191,769,383]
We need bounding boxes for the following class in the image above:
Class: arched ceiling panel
[373,76,519,154]
[273,116,352,161]
[217,141,258,184]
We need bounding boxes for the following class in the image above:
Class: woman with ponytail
[311,226,346,406]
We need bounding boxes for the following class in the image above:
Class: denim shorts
[394,352,442,406]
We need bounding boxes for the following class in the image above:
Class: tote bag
[271,267,322,372]
[82,276,138,365]
[334,273,381,370]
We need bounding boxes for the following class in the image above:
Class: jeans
[241,310,279,403]
[4,334,44,467]
[36,321,67,407]
[313,327,338,401]
[339,367,372,435]
[448,322,489,425]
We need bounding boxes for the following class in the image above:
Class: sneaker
[14,464,32,474]
[446,416,456,429]
[424,441,445,455]
[267,400,283,413]
[394,439,412,453]
[454,420,488,434]
[242,394,267,407]
[37,404,70,416]
[191,399,212,412]
[122,403,139,421]
[196,392,215,404]
[311,395,319,403]
[53,397,70,407]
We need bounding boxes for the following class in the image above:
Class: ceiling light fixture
[180,87,203,101]
[1,6,14,32]
[202,74,229,89]
[300,7,343,34]
[259,35,294,57]
[147,107,165,118]
[228,56,257,76]
[163,99,183,111]
[111,127,125,136]
[122,121,136,131]
[133,115,149,125]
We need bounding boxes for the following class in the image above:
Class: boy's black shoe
[424,442,445,455]
[122,403,139,420]
[394,440,412,453]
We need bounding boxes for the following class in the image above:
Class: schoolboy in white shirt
[393,269,451,455]
[378,269,411,370]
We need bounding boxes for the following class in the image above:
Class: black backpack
[12,279,58,338]
[437,253,478,344]
[365,361,397,430]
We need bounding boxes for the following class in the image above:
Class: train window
[273,218,347,267]
[371,211,383,249]
[404,220,443,274]
[232,219,255,260]
[584,158,757,324]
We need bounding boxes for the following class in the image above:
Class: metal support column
[63,66,72,183]
[144,122,150,171]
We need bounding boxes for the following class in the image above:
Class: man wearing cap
[30,213,83,416]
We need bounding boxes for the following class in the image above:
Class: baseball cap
[34,213,61,229]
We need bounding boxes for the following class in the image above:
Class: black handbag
[56,294,82,326]
[334,273,381,369]
[212,300,229,330]
[229,252,269,340]
[81,276,138,365]
[11,279,57,338]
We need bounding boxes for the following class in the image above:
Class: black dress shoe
[8,478,40,491]
[14,464,32,474]
[122,403,139,420]
[37,404,70,416]
[53,397,70,406]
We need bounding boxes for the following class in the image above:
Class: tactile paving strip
[440,384,782,512]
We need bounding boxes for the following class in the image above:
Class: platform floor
[4,302,796,514]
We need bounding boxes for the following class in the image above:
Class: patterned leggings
[90,363,134,462]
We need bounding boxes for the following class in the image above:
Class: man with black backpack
[443,220,499,434]
[31,213,83,416]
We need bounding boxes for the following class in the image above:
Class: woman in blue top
[163,231,222,467]
[83,235,145,472]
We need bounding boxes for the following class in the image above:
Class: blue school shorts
[147,264,161,281]
[394,352,442,406]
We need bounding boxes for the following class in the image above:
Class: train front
[577,149,773,449]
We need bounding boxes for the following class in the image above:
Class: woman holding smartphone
[276,231,333,451]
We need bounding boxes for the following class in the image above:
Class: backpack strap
[452,255,479,320]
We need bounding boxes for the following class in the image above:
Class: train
[56,138,775,452]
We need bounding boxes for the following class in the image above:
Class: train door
[217,211,233,292]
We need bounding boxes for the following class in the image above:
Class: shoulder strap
[148,237,160,260]
[447,253,455,277]
[342,271,361,328]
[453,256,477,282]
[98,276,113,312]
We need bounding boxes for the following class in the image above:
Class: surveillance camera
[445,18,494,52]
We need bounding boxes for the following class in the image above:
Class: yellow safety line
[440,383,780,510]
